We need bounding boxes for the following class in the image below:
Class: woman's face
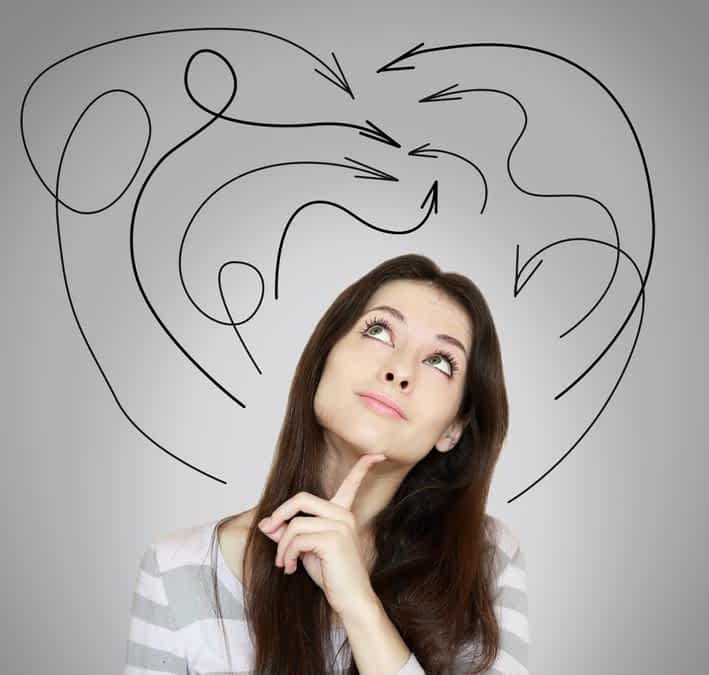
[314,279,473,465]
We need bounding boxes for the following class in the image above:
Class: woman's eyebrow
[363,304,468,359]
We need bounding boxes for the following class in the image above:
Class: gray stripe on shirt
[125,640,189,674]
[162,564,247,628]
[130,590,175,628]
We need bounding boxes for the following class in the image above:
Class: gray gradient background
[3,1,706,673]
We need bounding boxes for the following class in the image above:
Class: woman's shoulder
[147,509,257,579]
[129,515,255,667]
[148,518,220,573]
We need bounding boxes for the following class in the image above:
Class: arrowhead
[513,244,544,297]
[358,120,401,148]
[420,180,439,214]
[376,41,426,73]
[408,142,439,158]
[419,83,462,103]
[343,156,399,182]
[314,51,354,99]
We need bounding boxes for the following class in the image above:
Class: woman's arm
[339,590,416,675]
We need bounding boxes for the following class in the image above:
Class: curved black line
[507,235,646,503]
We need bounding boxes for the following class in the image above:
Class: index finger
[331,453,387,510]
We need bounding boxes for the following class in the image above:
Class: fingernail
[258,517,271,531]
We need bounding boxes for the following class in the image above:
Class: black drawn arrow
[510,235,647,502]
[183,50,398,147]
[273,176,438,299]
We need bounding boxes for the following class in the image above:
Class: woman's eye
[365,324,390,341]
[427,354,452,376]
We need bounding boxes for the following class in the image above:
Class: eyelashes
[359,316,460,377]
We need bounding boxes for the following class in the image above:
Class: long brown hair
[206,253,509,674]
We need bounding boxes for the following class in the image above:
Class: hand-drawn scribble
[20,29,655,503]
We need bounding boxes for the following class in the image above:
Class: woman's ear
[434,414,470,453]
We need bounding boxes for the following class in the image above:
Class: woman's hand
[257,452,387,617]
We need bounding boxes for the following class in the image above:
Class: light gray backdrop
[3,0,706,673]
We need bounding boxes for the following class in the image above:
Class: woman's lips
[357,394,405,420]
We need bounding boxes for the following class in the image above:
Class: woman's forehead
[366,280,472,345]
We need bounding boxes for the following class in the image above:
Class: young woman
[124,253,529,674]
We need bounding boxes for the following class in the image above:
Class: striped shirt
[124,515,529,674]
